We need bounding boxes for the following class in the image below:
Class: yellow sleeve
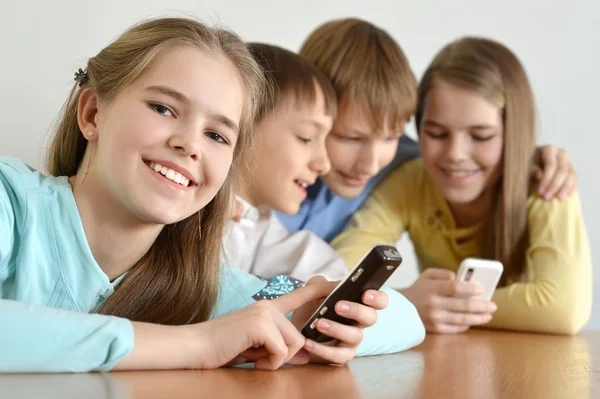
[331,164,411,268]
[486,191,592,335]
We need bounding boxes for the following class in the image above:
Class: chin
[442,191,482,206]
[139,205,196,226]
[332,184,364,199]
[276,202,300,216]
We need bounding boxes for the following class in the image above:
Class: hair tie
[74,68,89,87]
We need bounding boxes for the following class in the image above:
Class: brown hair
[47,17,266,324]
[247,42,337,122]
[415,37,536,285]
[299,18,416,133]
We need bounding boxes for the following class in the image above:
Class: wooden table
[2,330,598,398]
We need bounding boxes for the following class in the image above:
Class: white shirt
[221,201,348,282]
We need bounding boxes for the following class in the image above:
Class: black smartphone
[300,245,403,343]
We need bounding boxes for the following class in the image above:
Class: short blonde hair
[299,18,416,133]
[247,42,337,122]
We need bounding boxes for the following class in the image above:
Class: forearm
[114,322,199,370]
[355,287,425,356]
[0,299,133,373]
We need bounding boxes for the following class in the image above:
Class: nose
[354,142,379,176]
[446,134,469,163]
[309,141,331,176]
[167,126,203,161]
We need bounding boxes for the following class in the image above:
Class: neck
[69,174,163,281]
[236,180,260,209]
[448,189,496,229]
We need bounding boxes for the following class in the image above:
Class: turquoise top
[0,156,424,372]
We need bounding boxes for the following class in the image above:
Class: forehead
[126,44,245,123]
[424,81,501,127]
[268,91,333,128]
[334,101,405,138]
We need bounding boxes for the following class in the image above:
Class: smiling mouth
[442,169,480,178]
[146,161,193,187]
[294,179,310,189]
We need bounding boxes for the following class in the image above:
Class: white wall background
[1,0,598,328]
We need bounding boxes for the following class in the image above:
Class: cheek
[206,149,234,189]
[419,139,441,166]
[102,107,164,159]
[325,138,348,169]
[478,140,504,170]
[378,143,398,168]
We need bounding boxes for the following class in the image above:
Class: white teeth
[174,173,183,184]
[447,170,475,177]
[148,162,190,187]
[295,180,309,188]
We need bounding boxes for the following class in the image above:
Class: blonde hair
[299,18,416,133]
[416,37,536,285]
[47,17,266,324]
[247,42,337,122]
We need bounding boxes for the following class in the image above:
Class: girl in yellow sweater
[332,37,592,335]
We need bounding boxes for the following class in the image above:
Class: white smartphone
[455,257,503,300]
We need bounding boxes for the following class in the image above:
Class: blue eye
[206,131,229,145]
[150,103,174,117]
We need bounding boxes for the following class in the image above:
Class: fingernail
[319,320,331,330]
[559,193,566,201]
[544,193,552,200]
[366,293,375,301]
[339,303,351,313]
[490,303,497,312]
[305,340,315,349]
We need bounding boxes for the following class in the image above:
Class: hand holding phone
[300,245,402,343]
[455,258,503,301]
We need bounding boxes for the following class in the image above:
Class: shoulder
[373,158,428,198]
[0,156,67,195]
[0,157,69,216]
[527,190,584,223]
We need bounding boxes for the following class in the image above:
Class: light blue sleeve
[355,286,425,357]
[0,164,15,268]
[0,159,134,373]
[211,266,267,318]
[0,299,134,373]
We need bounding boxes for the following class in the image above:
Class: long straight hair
[415,37,536,285]
[47,17,266,324]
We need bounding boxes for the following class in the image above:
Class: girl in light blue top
[0,17,424,373]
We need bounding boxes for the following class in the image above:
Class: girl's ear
[77,88,100,142]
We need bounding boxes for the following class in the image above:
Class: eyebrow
[424,119,496,130]
[299,119,329,133]
[145,85,239,134]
